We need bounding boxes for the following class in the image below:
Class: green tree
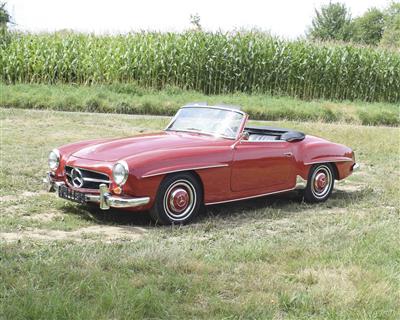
[380,2,400,48]
[352,8,385,45]
[189,13,202,31]
[308,2,352,41]
[0,1,10,28]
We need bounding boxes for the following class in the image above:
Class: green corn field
[1,31,399,102]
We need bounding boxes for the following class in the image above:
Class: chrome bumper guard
[295,175,307,189]
[352,163,360,172]
[43,172,150,210]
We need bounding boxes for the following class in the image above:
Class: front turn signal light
[113,186,122,195]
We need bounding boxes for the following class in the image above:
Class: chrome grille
[65,166,110,189]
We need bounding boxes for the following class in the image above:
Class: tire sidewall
[151,173,202,225]
[304,163,335,203]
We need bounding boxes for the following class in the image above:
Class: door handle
[284,152,293,157]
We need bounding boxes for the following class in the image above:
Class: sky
[5,0,393,39]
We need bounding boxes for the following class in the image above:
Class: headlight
[48,149,60,171]
[112,161,129,185]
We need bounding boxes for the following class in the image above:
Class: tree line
[1,1,399,48]
[308,2,399,48]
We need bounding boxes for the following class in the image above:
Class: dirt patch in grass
[0,191,47,202]
[298,267,358,306]
[334,183,366,192]
[0,225,147,242]
[21,211,62,222]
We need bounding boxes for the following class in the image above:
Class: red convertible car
[44,104,359,224]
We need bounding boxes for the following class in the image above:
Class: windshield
[166,107,245,139]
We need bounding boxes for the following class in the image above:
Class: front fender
[123,145,233,179]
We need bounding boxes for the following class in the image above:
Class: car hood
[72,131,229,162]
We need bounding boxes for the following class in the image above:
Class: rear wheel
[304,163,335,203]
[150,173,202,225]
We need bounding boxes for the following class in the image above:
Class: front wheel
[303,163,335,203]
[150,173,202,225]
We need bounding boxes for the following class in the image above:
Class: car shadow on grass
[202,187,372,222]
[61,187,371,227]
[60,204,153,227]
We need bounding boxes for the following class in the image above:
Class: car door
[230,140,295,192]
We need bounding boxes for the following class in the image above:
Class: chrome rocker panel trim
[44,173,150,210]
[205,175,307,205]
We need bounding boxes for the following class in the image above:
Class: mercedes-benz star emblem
[71,168,84,188]
[177,194,186,206]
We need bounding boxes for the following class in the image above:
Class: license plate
[58,185,86,204]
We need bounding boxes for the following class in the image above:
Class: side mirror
[231,131,250,150]
[241,131,250,141]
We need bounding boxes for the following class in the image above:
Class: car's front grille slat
[82,177,110,183]
[65,166,110,189]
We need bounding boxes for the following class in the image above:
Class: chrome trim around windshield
[164,105,247,140]
[166,128,236,140]
[181,105,246,115]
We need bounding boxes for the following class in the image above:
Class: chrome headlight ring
[112,160,129,186]
[48,149,60,171]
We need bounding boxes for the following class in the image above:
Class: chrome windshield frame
[165,106,247,140]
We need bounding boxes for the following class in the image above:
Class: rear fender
[294,138,354,181]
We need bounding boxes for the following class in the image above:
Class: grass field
[1,83,400,126]
[1,108,399,319]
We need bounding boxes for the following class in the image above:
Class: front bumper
[43,172,150,210]
[351,163,360,172]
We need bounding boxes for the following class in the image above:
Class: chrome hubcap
[163,180,196,221]
[314,172,327,191]
[311,166,332,199]
[169,188,189,213]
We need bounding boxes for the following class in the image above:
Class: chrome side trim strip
[240,140,288,144]
[205,187,295,205]
[304,159,353,165]
[206,175,307,205]
[141,164,229,178]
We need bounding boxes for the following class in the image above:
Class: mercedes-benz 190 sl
[44,103,359,224]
